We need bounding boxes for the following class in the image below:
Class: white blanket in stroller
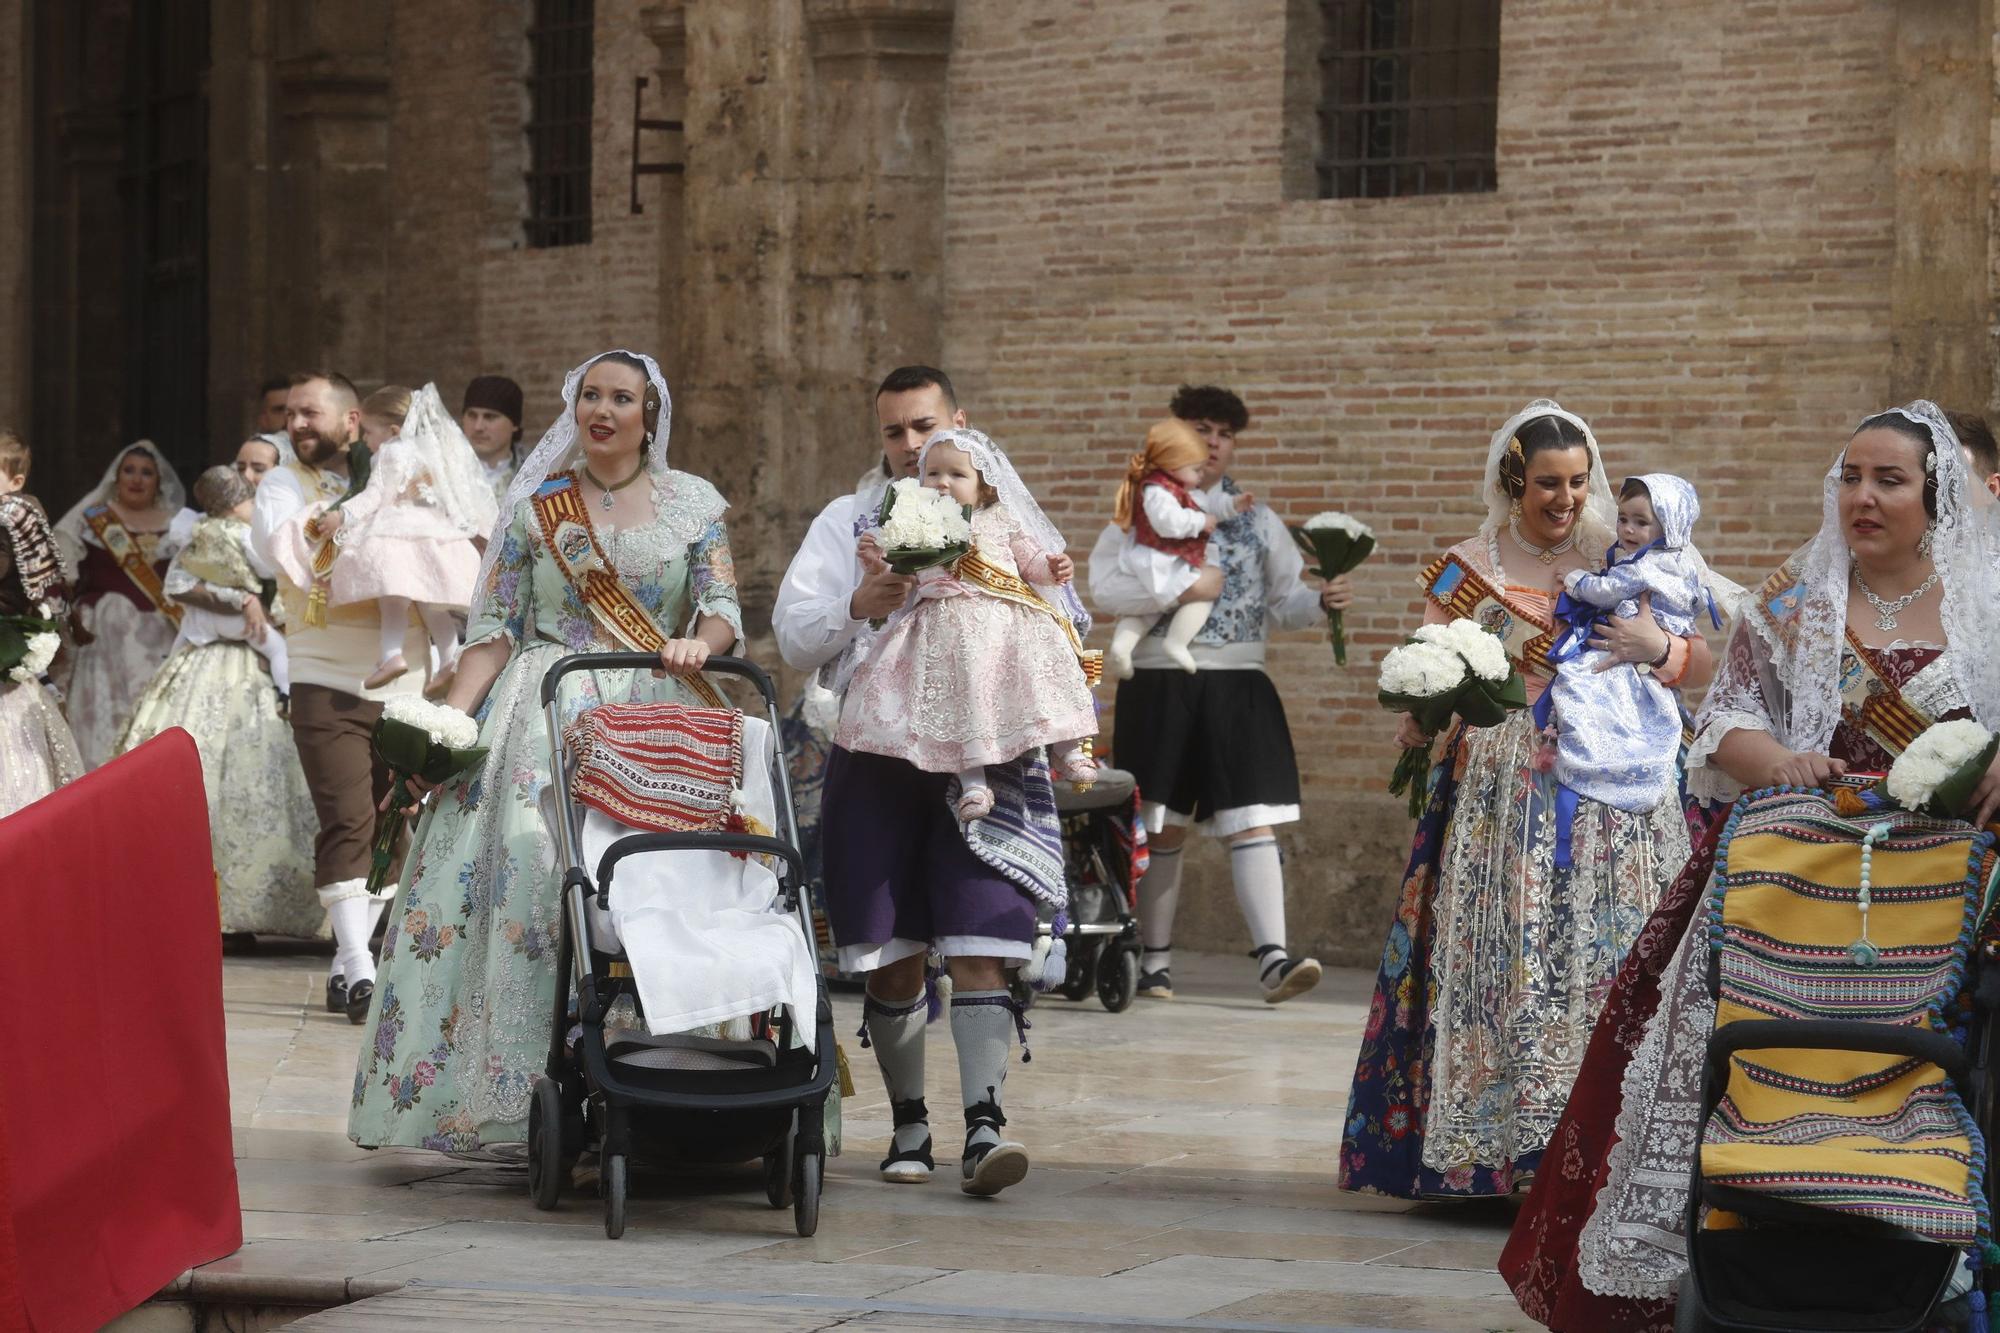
[572,714,819,1051]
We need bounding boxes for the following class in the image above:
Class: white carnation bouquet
[1376,617,1527,817]
[867,478,975,626]
[365,695,488,895]
[1879,719,2000,820]
[1,599,62,686]
[1287,510,1376,665]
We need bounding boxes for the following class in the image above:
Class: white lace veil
[53,439,188,562]
[399,383,500,539]
[919,426,1091,634]
[1701,401,2000,770]
[1479,399,1617,555]
[1629,472,1748,624]
[472,348,674,605]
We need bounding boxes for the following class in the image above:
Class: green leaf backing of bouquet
[885,545,968,576]
[1903,734,2000,821]
[0,615,59,677]
[373,714,488,786]
[1288,525,1376,579]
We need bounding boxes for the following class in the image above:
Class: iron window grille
[525,0,595,247]
[1316,0,1499,200]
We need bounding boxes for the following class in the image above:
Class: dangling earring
[1918,522,1935,558]
[1509,497,1523,521]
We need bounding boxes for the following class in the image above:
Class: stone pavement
[144,947,1531,1332]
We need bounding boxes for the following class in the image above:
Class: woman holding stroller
[1500,402,2000,1331]
[348,349,741,1154]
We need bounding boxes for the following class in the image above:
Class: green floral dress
[347,468,740,1152]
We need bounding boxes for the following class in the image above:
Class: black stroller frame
[530,652,836,1240]
[1038,768,1144,1013]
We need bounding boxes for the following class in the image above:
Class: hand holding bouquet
[365,696,488,897]
[1289,511,1375,664]
[868,478,974,626]
[1376,619,1527,817]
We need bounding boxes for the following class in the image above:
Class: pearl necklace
[1853,567,1939,632]
[1508,519,1576,566]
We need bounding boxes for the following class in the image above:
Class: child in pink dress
[836,428,1099,822]
[324,383,498,693]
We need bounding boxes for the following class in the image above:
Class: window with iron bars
[525,0,594,248]
[1316,0,1499,200]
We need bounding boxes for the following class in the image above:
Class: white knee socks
[323,889,376,986]
[1161,600,1212,672]
[1138,844,1184,973]
[1230,835,1287,970]
[864,988,929,1156]
[416,602,461,671]
[377,596,410,668]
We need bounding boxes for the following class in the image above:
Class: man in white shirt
[1088,384,1351,1005]
[774,366,1042,1199]
[251,370,426,1024]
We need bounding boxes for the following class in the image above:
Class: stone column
[267,1,392,388]
[0,0,30,429]
[1890,0,1994,411]
[207,0,277,440]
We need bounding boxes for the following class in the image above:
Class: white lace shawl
[349,383,499,542]
[1685,401,2000,803]
[52,440,189,568]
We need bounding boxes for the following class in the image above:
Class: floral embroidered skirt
[347,641,708,1153]
[0,680,81,819]
[1337,708,1687,1198]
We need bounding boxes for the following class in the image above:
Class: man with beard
[251,370,425,1023]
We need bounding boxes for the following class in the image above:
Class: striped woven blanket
[1700,787,1996,1247]
[960,754,1067,915]
[563,702,745,834]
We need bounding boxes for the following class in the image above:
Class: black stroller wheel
[603,1153,628,1239]
[527,1077,564,1211]
[1097,947,1139,1013]
[1059,940,1096,1002]
[793,1149,822,1237]
[765,1119,796,1209]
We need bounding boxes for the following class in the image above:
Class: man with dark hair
[251,370,425,1024]
[775,365,1052,1199]
[461,374,526,505]
[1949,410,2000,507]
[255,375,292,434]
[1089,383,1352,1004]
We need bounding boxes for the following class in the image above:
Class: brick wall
[940,0,1910,963]
[384,0,666,435]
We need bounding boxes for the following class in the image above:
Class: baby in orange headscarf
[1106,419,1252,677]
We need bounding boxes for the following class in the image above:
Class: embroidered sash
[285,459,352,627]
[83,506,180,625]
[532,476,727,709]
[951,547,1104,687]
[1418,550,1553,677]
[1839,631,1938,758]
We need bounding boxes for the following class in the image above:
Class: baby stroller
[1675,779,2000,1332]
[530,652,836,1240]
[1033,764,1145,1013]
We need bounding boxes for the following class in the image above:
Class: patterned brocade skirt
[0,680,82,819]
[1338,708,1688,1198]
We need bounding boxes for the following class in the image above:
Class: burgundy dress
[1499,639,1965,1331]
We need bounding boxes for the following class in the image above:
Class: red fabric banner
[0,730,242,1332]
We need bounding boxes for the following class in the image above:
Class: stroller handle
[596,831,805,904]
[539,652,779,710]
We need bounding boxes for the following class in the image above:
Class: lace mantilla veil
[53,439,189,563]
[919,426,1091,636]
[395,383,499,541]
[1688,400,2000,800]
[468,348,675,626]
[1477,399,1618,560]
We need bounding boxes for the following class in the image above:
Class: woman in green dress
[348,350,741,1153]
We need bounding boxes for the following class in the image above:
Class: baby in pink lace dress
[836,433,1099,822]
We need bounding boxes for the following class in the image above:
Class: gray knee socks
[863,988,929,1155]
[950,989,1021,1155]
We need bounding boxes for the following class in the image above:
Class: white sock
[416,602,461,670]
[1163,600,1212,665]
[255,632,291,696]
[1230,835,1286,960]
[1138,844,1183,972]
[1109,616,1148,668]
[865,988,929,1156]
[377,596,410,668]
[956,766,990,798]
[366,896,390,939]
[951,990,1017,1155]
[325,894,376,987]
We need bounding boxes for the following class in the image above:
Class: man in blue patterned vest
[1088,385,1351,1003]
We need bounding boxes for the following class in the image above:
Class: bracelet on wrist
[1648,641,1673,670]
